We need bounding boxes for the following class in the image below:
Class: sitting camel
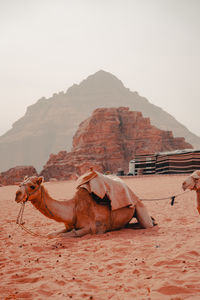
[15,170,155,238]
[182,170,200,215]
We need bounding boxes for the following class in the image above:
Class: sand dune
[1,175,200,299]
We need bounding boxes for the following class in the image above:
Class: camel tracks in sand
[157,285,200,295]
[2,175,200,299]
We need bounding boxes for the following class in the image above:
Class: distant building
[129,149,200,175]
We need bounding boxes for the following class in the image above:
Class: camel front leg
[59,227,91,238]
[48,228,71,239]
[48,223,75,238]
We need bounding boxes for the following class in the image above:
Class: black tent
[133,149,200,175]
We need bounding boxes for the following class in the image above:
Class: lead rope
[16,193,47,238]
[16,202,25,225]
[141,190,191,205]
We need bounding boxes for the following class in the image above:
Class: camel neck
[196,189,200,213]
[30,186,75,224]
[196,190,200,201]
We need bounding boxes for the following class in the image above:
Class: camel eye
[30,185,35,190]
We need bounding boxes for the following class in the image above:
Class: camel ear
[37,176,44,185]
[192,171,200,179]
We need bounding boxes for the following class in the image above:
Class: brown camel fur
[15,175,154,238]
[182,170,200,215]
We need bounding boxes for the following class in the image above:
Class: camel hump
[76,170,138,210]
[135,202,154,228]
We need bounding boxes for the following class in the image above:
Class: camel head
[15,176,44,203]
[182,170,200,191]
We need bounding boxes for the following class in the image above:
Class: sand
[1,174,200,300]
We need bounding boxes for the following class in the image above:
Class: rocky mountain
[0,166,38,186]
[40,107,192,180]
[0,70,199,172]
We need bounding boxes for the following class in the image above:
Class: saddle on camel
[15,169,155,238]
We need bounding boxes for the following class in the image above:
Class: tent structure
[129,149,200,175]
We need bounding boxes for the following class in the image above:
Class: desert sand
[1,174,200,300]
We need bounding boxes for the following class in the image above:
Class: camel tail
[135,202,154,228]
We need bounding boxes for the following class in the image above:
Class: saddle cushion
[76,170,139,211]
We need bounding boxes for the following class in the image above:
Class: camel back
[76,170,139,211]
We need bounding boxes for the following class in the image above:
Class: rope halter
[16,176,43,203]
[16,176,51,238]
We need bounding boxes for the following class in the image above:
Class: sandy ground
[1,174,200,300]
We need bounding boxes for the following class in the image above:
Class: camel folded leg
[59,227,91,238]
[47,228,71,239]
[135,202,155,228]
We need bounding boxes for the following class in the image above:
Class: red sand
[1,175,200,300]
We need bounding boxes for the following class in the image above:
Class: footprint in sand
[13,291,34,298]
[175,250,200,261]
[54,279,66,286]
[187,250,200,257]
[38,284,55,297]
[11,275,41,284]
[157,285,200,295]
[154,259,182,267]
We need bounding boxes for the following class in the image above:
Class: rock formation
[40,107,192,180]
[0,166,38,186]
[0,70,199,172]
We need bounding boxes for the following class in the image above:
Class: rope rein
[141,190,191,205]
[18,220,47,238]
[16,186,49,238]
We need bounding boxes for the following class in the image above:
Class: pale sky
[0,0,200,137]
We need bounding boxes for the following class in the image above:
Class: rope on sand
[16,202,46,238]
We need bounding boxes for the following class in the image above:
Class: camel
[182,170,200,215]
[15,171,155,238]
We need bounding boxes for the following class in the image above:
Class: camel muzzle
[15,190,28,203]
[182,183,187,191]
[15,191,22,203]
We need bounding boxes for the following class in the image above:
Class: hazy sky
[0,0,200,137]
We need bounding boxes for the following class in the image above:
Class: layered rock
[40,107,192,180]
[0,166,38,186]
[0,70,199,172]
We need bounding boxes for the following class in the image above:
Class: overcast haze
[0,0,200,138]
